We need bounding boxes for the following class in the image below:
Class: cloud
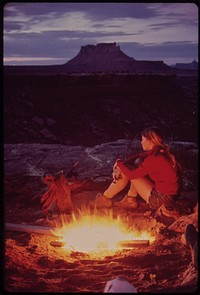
[120,41,198,60]
[3,2,198,65]
[4,3,159,20]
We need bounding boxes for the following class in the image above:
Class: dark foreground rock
[4,74,198,145]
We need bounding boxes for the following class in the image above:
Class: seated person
[91,127,183,213]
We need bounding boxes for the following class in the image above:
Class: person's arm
[124,150,149,166]
[116,157,150,180]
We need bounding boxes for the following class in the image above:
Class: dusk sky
[3,2,199,66]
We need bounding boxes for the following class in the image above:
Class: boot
[114,194,138,209]
[89,193,112,208]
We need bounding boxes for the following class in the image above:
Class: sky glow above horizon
[3,2,199,66]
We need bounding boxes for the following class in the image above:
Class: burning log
[5,223,150,251]
[49,240,150,249]
[117,240,149,248]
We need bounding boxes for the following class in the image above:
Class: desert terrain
[3,50,198,293]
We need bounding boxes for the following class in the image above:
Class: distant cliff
[174,60,198,70]
[4,42,175,75]
[63,42,173,74]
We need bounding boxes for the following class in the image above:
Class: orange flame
[54,208,155,257]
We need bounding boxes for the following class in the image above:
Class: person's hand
[113,159,122,169]
[116,159,123,164]
[112,165,122,182]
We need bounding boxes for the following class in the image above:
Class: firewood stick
[50,240,150,248]
[5,222,61,237]
[117,240,149,247]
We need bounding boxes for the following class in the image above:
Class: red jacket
[117,150,182,196]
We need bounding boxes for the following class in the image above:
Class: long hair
[141,127,182,171]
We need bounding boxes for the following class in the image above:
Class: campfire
[53,208,156,258]
[37,170,156,258]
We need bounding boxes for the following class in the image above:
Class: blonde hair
[142,127,181,170]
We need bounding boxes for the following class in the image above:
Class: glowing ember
[54,209,155,256]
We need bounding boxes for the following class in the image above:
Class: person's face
[141,135,154,151]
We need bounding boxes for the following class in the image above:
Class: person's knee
[134,157,143,168]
